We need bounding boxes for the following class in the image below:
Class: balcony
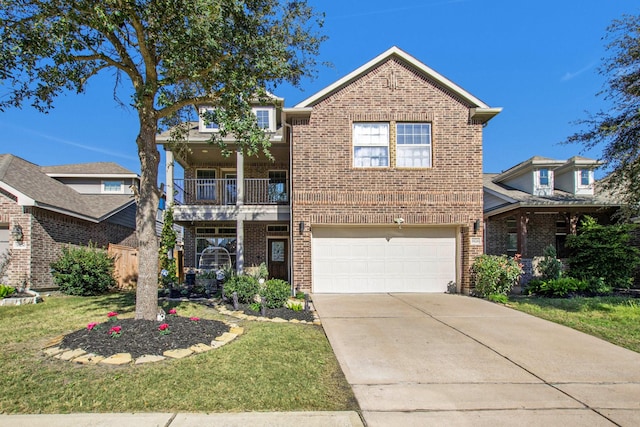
[173,178,289,206]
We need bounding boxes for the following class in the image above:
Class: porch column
[236,150,244,206]
[165,150,174,206]
[235,150,245,275]
[518,212,529,257]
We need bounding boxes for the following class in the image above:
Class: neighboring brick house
[483,156,622,280]
[159,46,501,294]
[0,154,139,290]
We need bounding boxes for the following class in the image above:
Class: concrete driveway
[312,293,640,427]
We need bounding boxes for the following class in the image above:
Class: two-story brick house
[159,46,501,294]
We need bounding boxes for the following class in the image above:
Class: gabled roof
[42,162,138,178]
[0,154,135,223]
[483,173,621,216]
[292,46,501,123]
[492,156,566,183]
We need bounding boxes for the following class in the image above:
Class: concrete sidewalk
[0,411,364,427]
[313,293,640,427]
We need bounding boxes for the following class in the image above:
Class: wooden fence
[108,243,138,290]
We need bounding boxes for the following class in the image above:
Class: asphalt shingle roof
[0,154,135,222]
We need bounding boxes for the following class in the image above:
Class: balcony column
[165,150,174,206]
[235,150,245,274]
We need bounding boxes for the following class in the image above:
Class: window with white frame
[199,108,220,132]
[396,123,432,168]
[353,123,389,167]
[252,107,275,132]
[538,169,550,186]
[579,169,591,186]
[102,180,123,193]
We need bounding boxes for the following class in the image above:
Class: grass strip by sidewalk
[0,293,358,414]
[507,295,640,353]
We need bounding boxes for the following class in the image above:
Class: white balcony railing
[173,178,289,206]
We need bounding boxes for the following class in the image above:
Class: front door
[268,238,288,281]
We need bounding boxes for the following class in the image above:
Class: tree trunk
[134,113,161,320]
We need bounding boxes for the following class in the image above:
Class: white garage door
[312,226,457,293]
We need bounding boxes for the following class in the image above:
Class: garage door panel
[312,227,456,293]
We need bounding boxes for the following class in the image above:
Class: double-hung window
[103,180,123,194]
[538,169,550,186]
[353,123,389,167]
[579,169,590,186]
[396,123,432,168]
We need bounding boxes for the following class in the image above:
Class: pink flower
[107,311,118,318]
[109,325,122,337]
[168,308,177,315]
[158,323,171,335]
[87,322,98,330]
[189,317,200,322]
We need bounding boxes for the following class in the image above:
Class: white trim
[295,46,492,109]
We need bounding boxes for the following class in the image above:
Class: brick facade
[290,58,486,293]
[1,191,137,290]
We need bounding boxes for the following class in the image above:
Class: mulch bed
[61,316,229,359]
[224,303,316,322]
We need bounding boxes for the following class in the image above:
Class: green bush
[471,254,523,297]
[223,275,260,304]
[487,294,508,304]
[526,277,588,297]
[566,216,639,289]
[0,284,15,298]
[537,245,563,281]
[261,279,291,308]
[50,244,116,296]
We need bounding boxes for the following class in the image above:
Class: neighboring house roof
[291,46,502,124]
[483,173,621,216]
[0,154,136,223]
[492,156,567,183]
[42,162,138,178]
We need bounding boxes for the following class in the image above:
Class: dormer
[198,93,283,134]
[554,156,599,196]
[492,156,564,196]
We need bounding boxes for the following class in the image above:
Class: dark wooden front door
[268,238,288,281]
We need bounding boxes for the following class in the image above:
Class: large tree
[567,13,640,218]
[0,0,324,319]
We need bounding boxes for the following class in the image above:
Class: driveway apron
[312,293,640,427]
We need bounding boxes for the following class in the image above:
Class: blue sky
[0,0,636,182]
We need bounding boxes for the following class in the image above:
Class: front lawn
[507,295,640,353]
[0,293,357,414]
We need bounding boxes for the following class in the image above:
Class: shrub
[537,245,563,281]
[50,244,116,296]
[471,254,523,297]
[526,277,588,297]
[223,274,260,304]
[0,284,15,298]
[487,294,508,304]
[566,216,639,289]
[261,279,291,308]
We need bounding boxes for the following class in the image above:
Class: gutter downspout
[284,121,294,296]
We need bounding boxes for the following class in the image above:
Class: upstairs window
[353,123,389,167]
[200,108,220,132]
[252,107,275,131]
[396,123,432,168]
[579,169,591,186]
[538,169,550,186]
[102,180,123,194]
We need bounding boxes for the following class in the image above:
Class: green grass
[0,293,357,414]
[507,296,640,353]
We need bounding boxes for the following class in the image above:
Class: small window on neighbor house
[103,180,123,193]
[396,123,432,168]
[539,169,550,187]
[353,123,389,167]
[580,169,590,186]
